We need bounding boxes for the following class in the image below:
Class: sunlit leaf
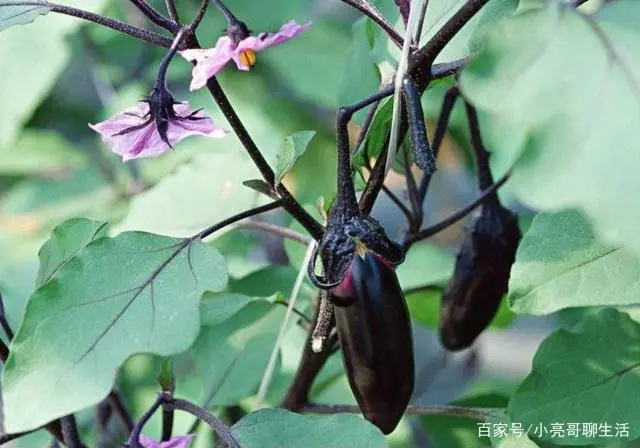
[460,0,640,257]
[510,211,640,315]
[232,409,387,448]
[2,231,227,432]
[0,1,50,32]
[508,309,640,445]
[275,131,317,185]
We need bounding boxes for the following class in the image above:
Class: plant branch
[465,101,494,191]
[197,201,283,240]
[411,0,490,85]
[235,221,312,245]
[404,171,511,249]
[127,394,163,448]
[127,0,178,33]
[44,2,174,48]
[163,397,240,448]
[204,77,325,241]
[302,403,490,420]
[165,0,180,23]
[337,0,404,48]
[60,416,84,448]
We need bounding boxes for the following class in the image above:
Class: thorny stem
[45,3,174,48]
[211,0,239,25]
[127,0,178,33]
[165,0,180,24]
[337,0,404,48]
[303,403,490,421]
[155,27,190,90]
[164,397,240,448]
[191,0,211,31]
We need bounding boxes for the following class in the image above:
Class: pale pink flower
[181,20,312,91]
[139,434,195,448]
[90,89,227,162]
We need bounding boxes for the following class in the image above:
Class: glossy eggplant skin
[334,254,414,435]
[440,203,521,351]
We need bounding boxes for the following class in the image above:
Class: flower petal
[235,20,312,54]
[90,102,226,162]
[180,37,235,91]
[138,434,195,448]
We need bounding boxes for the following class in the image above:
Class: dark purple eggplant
[439,202,521,351]
[334,253,414,435]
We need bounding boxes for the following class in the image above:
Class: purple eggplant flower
[181,20,312,91]
[89,88,227,162]
[138,434,195,448]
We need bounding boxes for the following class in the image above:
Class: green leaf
[354,98,393,167]
[460,0,640,257]
[339,18,381,125]
[0,1,50,32]
[189,299,284,405]
[35,218,108,288]
[115,152,261,237]
[0,130,86,175]
[417,0,518,64]
[232,408,387,448]
[0,0,109,145]
[242,179,278,200]
[397,243,455,291]
[2,232,228,432]
[508,309,640,445]
[509,211,640,315]
[274,131,317,185]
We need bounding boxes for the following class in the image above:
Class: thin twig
[235,221,312,245]
[164,398,240,448]
[197,202,283,240]
[302,403,490,420]
[127,0,178,32]
[165,0,180,23]
[44,2,174,48]
[60,416,84,448]
[337,0,404,48]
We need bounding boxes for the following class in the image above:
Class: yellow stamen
[354,239,368,258]
[239,49,256,68]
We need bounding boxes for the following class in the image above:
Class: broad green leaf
[0,130,86,175]
[115,152,260,237]
[274,131,317,185]
[190,299,284,405]
[0,0,109,145]
[338,18,381,125]
[460,0,640,257]
[508,309,640,445]
[417,0,518,63]
[232,408,387,448]
[354,98,393,167]
[510,211,640,315]
[2,231,228,432]
[0,1,50,32]
[35,218,107,287]
[397,243,455,291]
